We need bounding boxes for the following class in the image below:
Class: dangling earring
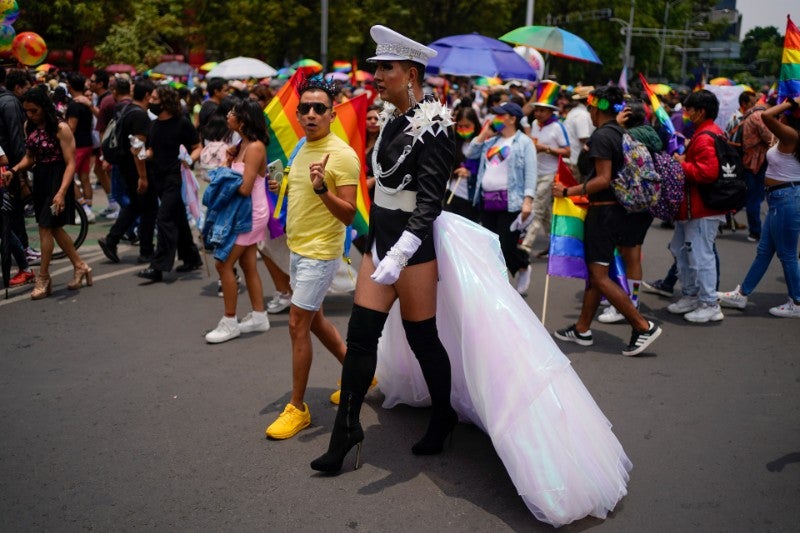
[407,81,417,110]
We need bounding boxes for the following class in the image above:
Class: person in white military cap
[311,25,457,473]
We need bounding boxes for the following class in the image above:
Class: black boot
[310,391,365,473]
[310,304,388,473]
[403,317,458,455]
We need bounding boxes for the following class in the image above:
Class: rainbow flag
[333,60,352,73]
[264,72,370,236]
[778,14,800,102]
[547,158,588,280]
[639,73,681,154]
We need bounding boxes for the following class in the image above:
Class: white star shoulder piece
[404,100,454,145]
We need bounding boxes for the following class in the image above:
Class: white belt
[375,186,417,213]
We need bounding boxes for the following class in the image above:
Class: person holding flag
[551,86,662,356]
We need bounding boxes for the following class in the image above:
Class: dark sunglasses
[297,102,330,115]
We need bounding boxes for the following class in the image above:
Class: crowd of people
[2,23,800,527]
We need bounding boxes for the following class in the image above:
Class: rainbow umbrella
[276,67,295,79]
[499,25,602,64]
[35,63,54,72]
[650,83,673,96]
[737,83,754,93]
[332,60,352,73]
[474,76,503,87]
[291,58,323,76]
[199,61,218,72]
[354,70,373,82]
[709,77,735,86]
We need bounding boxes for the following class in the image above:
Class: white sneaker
[516,265,532,295]
[83,205,96,223]
[239,311,271,333]
[717,285,747,309]
[684,302,724,323]
[205,316,241,343]
[598,305,626,323]
[667,295,699,314]
[769,298,800,318]
[267,291,292,314]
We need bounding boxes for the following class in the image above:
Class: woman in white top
[718,95,800,317]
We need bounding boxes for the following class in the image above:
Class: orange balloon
[12,32,48,66]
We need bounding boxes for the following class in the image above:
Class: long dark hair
[22,85,60,138]
[232,99,270,146]
[203,96,237,143]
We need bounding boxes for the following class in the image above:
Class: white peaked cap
[367,25,437,67]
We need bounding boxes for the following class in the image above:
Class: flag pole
[541,273,551,327]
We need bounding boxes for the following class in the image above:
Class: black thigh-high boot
[403,317,458,455]
[311,304,388,473]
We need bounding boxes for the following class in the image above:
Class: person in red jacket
[667,89,729,323]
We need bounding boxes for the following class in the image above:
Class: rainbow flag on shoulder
[264,72,371,237]
[547,158,588,280]
[778,14,800,102]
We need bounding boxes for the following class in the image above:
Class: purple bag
[482,189,508,211]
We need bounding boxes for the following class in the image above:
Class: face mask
[682,111,692,124]
[149,103,163,115]
[491,117,506,132]
[456,126,475,139]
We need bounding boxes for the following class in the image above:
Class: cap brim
[533,103,559,109]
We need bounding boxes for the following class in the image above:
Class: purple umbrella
[425,33,538,81]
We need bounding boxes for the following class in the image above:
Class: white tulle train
[376,212,632,527]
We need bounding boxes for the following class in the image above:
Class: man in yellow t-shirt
[265,79,359,440]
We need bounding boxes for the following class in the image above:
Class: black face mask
[148,103,163,115]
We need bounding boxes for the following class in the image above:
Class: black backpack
[695,131,747,211]
[100,103,134,165]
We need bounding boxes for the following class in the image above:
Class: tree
[94,0,189,71]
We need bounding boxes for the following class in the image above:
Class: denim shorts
[289,252,340,311]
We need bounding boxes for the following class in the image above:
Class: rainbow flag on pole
[547,158,588,280]
[778,14,800,102]
[264,72,370,236]
[639,73,681,153]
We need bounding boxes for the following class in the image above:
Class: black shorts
[584,204,653,264]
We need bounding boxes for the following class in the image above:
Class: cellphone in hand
[267,160,284,182]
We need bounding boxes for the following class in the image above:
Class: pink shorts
[74,147,93,175]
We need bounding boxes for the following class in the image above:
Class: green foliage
[94,0,188,71]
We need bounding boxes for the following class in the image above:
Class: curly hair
[155,85,182,117]
[232,99,270,146]
[22,85,61,138]
[298,76,340,105]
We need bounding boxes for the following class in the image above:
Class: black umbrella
[151,61,195,77]
[1,185,12,298]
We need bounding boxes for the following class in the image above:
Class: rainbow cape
[547,158,588,280]
[264,71,371,237]
[778,14,800,102]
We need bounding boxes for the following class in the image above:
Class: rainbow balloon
[1,0,18,24]
[0,24,14,53]
[12,32,48,66]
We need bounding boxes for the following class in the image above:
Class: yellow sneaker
[265,403,311,439]
[329,378,378,405]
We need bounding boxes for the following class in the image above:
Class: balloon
[12,32,48,66]
[0,24,14,53]
[1,0,18,25]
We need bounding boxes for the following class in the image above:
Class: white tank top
[765,144,800,183]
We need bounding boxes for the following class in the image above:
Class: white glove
[371,230,422,285]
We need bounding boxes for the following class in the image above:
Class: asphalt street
[1,206,798,531]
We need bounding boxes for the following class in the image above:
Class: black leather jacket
[0,87,26,166]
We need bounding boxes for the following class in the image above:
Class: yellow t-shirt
[286,133,360,260]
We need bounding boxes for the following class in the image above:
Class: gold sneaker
[265,403,310,439]
[329,378,378,405]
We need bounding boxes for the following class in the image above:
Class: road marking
[0,259,143,308]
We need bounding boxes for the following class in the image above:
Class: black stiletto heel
[311,392,365,473]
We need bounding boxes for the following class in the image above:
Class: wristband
[562,187,568,198]
[314,182,328,195]
[582,181,588,195]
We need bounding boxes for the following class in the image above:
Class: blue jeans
[744,162,766,237]
[741,184,800,303]
[669,217,720,305]
[111,165,128,207]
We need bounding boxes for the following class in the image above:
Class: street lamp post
[320,0,328,71]
[659,0,684,79]
[525,0,534,26]
[622,0,634,72]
